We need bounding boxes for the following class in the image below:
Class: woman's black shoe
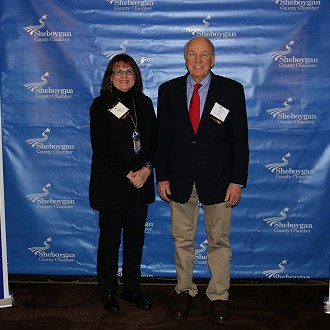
[123,292,152,309]
[102,294,120,312]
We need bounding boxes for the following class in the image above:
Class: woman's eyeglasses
[112,69,135,76]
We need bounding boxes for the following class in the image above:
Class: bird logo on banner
[267,98,293,118]
[262,260,288,278]
[195,239,208,254]
[103,40,128,59]
[28,237,52,255]
[263,207,289,226]
[23,14,47,35]
[265,153,291,172]
[185,15,211,35]
[24,72,49,92]
[268,40,295,61]
[26,183,51,203]
[25,128,51,148]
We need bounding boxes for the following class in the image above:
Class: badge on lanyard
[108,102,129,119]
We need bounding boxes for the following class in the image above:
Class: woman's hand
[127,167,151,188]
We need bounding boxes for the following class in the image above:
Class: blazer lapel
[173,75,194,134]
[197,74,221,133]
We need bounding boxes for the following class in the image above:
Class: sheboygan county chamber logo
[28,237,76,264]
[194,239,208,265]
[262,260,310,279]
[263,207,313,234]
[24,72,74,99]
[103,40,128,59]
[265,152,315,180]
[107,0,154,11]
[26,183,75,209]
[266,97,317,125]
[185,15,237,42]
[268,40,318,68]
[103,40,153,67]
[117,270,154,278]
[23,14,71,42]
[25,128,75,155]
[145,220,154,234]
[262,259,288,278]
[272,0,321,11]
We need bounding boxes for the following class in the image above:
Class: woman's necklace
[128,97,141,155]
[116,94,141,155]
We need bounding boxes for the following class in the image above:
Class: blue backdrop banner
[0,0,329,280]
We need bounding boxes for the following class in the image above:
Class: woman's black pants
[97,203,148,298]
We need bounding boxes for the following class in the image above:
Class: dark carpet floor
[0,280,329,329]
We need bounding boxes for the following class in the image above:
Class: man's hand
[157,181,171,202]
[225,183,242,208]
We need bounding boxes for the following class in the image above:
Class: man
[155,36,249,324]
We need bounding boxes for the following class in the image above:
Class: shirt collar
[187,73,211,91]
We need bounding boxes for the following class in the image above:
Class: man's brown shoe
[212,299,230,324]
[173,290,195,320]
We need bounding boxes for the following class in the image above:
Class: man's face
[185,38,215,83]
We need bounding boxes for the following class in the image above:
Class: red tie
[189,83,202,134]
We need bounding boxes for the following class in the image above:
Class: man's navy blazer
[155,72,249,205]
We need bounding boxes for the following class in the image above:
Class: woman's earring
[109,80,113,92]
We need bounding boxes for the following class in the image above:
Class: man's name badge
[108,102,129,119]
[210,102,230,125]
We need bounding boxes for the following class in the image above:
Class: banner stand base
[0,296,13,308]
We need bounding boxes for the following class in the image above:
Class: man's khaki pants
[170,184,232,301]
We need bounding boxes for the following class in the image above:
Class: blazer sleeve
[155,83,171,182]
[229,82,249,187]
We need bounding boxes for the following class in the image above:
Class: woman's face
[110,61,136,92]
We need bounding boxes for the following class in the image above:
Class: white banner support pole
[0,99,13,308]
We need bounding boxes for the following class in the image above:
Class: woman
[89,54,156,312]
